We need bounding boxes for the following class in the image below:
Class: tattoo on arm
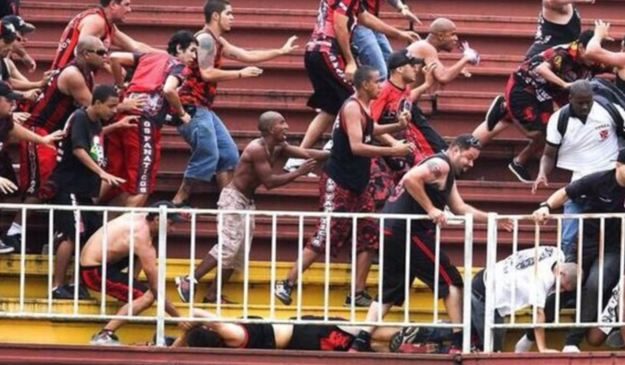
[197,34,217,70]
[427,161,443,178]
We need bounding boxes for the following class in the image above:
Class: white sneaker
[562,345,580,353]
[284,158,304,172]
[514,334,535,353]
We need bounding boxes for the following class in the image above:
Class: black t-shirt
[565,169,625,251]
[0,114,14,180]
[524,7,581,59]
[239,321,276,349]
[49,109,104,197]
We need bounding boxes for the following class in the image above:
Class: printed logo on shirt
[89,135,105,167]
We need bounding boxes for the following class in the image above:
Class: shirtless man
[80,201,183,345]
[52,0,161,70]
[405,18,480,154]
[174,111,329,304]
[173,308,395,351]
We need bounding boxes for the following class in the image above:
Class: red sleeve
[332,0,361,16]
[543,47,568,74]
[370,87,389,123]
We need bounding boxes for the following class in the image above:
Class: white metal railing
[2,202,624,353]
[0,203,473,351]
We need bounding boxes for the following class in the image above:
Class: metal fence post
[155,204,168,346]
[462,213,474,353]
[483,212,498,352]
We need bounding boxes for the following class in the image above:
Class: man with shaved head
[174,111,329,304]
[400,18,480,157]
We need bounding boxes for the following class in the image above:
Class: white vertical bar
[128,210,135,318]
[462,213,474,353]
[19,207,27,312]
[73,205,81,314]
[189,212,197,316]
[100,210,108,315]
[242,213,251,320]
[47,209,54,314]
[554,217,562,324]
[350,217,357,322]
[483,213,498,353]
[216,212,224,317]
[404,217,411,324]
[155,204,168,346]
[377,217,385,324]
[296,215,303,320]
[575,217,583,324]
[532,221,540,328]
[269,214,277,319]
[597,217,605,322]
[323,215,331,321]
[620,218,625,325]
[433,224,441,324]
[510,219,518,325]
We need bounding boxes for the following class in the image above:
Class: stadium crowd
[0,0,625,355]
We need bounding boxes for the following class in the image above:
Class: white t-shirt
[546,102,621,181]
[487,246,564,317]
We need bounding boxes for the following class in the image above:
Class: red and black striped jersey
[25,62,94,133]
[51,7,115,70]
[178,30,223,108]
[306,0,363,53]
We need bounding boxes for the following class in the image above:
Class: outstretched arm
[282,144,330,161]
[221,36,297,63]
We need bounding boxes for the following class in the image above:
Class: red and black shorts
[378,227,463,306]
[80,257,149,302]
[106,114,161,195]
[306,171,378,256]
[409,105,447,159]
[369,157,399,212]
[304,49,354,116]
[286,316,355,351]
[19,126,57,197]
[504,76,553,133]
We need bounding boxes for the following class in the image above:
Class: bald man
[400,18,480,156]
[174,111,330,304]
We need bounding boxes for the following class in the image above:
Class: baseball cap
[387,49,424,71]
[614,149,625,164]
[0,20,17,42]
[149,200,186,223]
[1,15,35,34]
[0,81,22,100]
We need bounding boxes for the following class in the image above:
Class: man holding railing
[348,134,511,354]
[528,149,625,352]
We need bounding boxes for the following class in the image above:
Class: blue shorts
[177,107,239,182]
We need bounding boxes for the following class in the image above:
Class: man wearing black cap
[0,80,62,254]
[80,200,183,346]
[43,84,136,299]
[532,151,625,352]
[1,14,36,72]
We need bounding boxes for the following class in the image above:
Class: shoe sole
[275,292,292,305]
[508,163,532,184]
[0,248,15,254]
[485,95,505,132]
[174,277,191,303]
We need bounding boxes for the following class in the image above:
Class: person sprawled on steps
[81,201,184,346]
[0,81,63,254]
[174,111,329,304]
[172,0,299,211]
[473,30,603,184]
[171,308,395,351]
[42,84,139,299]
[347,134,513,354]
[276,66,415,308]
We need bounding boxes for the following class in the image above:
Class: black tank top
[383,153,455,233]
[324,97,375,193]
[616,74,625,94]
[239,321,276,349]
[0,58,9,81]
[525,7,581,59]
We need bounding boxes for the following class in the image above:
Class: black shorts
[286,316,355,351]
[304,50,353,115]
[80,257,149,302]
[51,192,102,244]
[505,76,553,133]
[378,229,463,306]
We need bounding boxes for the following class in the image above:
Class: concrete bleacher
[0,0,623,360]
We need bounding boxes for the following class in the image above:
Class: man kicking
[174,111,329,304]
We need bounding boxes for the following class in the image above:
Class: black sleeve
[565,173,598,200]
[70,113,91,152]
[167,63,187,83]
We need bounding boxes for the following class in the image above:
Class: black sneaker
[275,280,293,305]
[0,240,14,254]
[90,330,121,346]
[508,160,532,183]
[51,285,75,299]
[343,291,373,307]
[389,327,422,352]
[348,330,373,352]
[174,276,196,303]
[67,284,92,299]
[3,234,21,251]
[485,95,505,132]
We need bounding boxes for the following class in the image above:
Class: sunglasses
[86,49,108,56]
[467,136,482,149]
